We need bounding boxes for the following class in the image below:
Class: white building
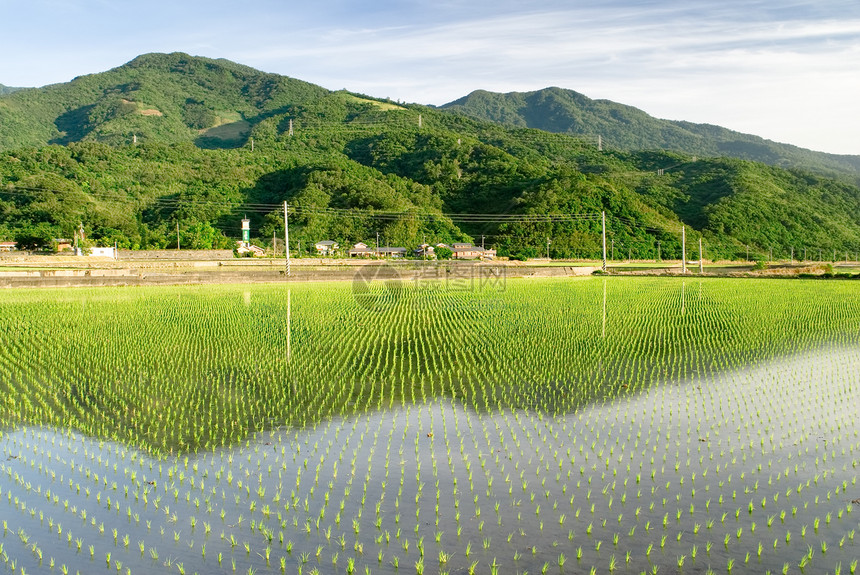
[315,240,339,255]
[84,246,117,259]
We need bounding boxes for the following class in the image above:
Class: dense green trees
[3,120,860,259]
[443,87,860,183]
[2,53,860,258]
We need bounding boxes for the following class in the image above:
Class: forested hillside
[2,53,860,261]
[442,88,860,183]
[0,52,328,150]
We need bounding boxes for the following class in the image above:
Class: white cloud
[231,5,860,153]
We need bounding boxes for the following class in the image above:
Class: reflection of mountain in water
[3,352,857,575]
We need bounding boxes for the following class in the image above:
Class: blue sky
[2,0,860,154]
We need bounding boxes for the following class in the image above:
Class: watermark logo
[413,263,507,293]
[352,263,403,312]
[353,262,507,312]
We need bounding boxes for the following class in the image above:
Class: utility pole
[657,240,661,262]
[481,235,485,250]
[284,201,291,278]
[601,211,607,272]
[681,226,687,274]
[177,221,180,251]
[611,238,615,261]
[546,238,551,260]
[699,237,704,274]
[376,231,380,254]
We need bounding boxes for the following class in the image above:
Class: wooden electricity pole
[681,226,687,274]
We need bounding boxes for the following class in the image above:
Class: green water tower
[241,217,250,245]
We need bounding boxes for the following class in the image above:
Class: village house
[348,242,375,257]
[236,243,266,257]
[0,241,17,252]
[450,243,496,260]
[314,240,339,256]
[413,243,435,258]
[54,239,73,252]
[376,247,408,258]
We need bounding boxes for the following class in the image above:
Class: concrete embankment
[0,257,598,288]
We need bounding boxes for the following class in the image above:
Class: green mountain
[0,52,329,150]
[1,53,860,262]
[441,88,860,183]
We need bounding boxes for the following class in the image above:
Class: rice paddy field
[0,276,858,575]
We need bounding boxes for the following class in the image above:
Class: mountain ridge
[0,52,330,150]
[440,87,860,183]
[0,83,25,96]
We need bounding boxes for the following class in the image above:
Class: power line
[6,183,852,259]
[0,184,602,225]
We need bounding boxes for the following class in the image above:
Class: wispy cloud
[232,2,860,153]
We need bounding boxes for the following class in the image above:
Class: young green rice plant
[3,279,860,574]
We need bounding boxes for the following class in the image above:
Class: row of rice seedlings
[0,277,858,573]
[3,346,848,575]
[0,388,856,574]
[3,278,859,453]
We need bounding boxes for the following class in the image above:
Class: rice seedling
[0,278,857,575]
